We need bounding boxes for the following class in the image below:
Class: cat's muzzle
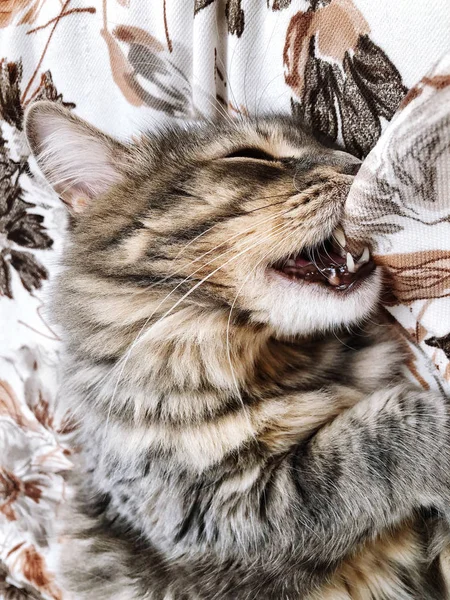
[271,228,374,292]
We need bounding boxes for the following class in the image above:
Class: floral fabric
[344,54,450,396]
[0,1,449,598]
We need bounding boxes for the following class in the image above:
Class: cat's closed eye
[223,147,278,161]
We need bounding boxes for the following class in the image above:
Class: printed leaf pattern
[0,0,40,28]
[425,334,450,361]
[194,0,215,12]
[0,353,73,599]
[224,0,244,37]
[284,0,407,157]
[0,3,91,598]
[0,60,62,299]
[343,55,450,390]
[195,0,245,38]
[102,24,192,116]
[269,0,293,10]
[0,561,42,599]
[2,0,450,597]
[375,251,450,303]
[0,60,23,127]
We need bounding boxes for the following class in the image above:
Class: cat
[25,101,450,600]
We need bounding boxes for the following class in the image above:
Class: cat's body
[59,322,447,600]
[25,103,450,599]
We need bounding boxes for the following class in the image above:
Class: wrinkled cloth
[0,1,449,598]
[344,54,450,397]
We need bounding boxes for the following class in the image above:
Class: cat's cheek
[246,268,383,336]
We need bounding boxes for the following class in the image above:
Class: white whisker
[225,221,296,440]
[100,218,294,440]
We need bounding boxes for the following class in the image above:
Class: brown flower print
[284,0,407,157]
[0,0,40,29]
[400,73,450,109]
[0,60,24,127]
[103,23,192,116]
[24,354,77,436]
[0,60,74,299]
[376,250,450,304]
[0,380,39,432]
[0,134,52,298]
[0,369,71,599]
[0,132,51,298]
[0,388,73,536]
[195,0,245,38]
[3,543,62,600]
[28,70,76,109]
[268,0,292,10]
[425,333,450,360]
[0,468,41,522]
[0,561,42,600]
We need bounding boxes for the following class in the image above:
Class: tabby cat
[25,101,450,600]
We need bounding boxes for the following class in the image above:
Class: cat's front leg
[283,384,450,587]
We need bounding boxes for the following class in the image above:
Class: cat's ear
[25,101,129,214]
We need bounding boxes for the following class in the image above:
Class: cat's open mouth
[270,228,375,292]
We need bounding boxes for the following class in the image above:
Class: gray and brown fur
[25,102,450,599]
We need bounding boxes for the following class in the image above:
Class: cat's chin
[244,228,381,336]
[241,240,382,337]
[259,267,382,336]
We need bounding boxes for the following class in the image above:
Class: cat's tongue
[274,230,374,291]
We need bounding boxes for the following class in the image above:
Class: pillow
[344,54,450,396]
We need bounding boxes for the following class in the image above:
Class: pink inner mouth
[270,236,375,292]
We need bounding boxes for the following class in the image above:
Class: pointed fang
[346,252,356,273]
[358,247,370,264]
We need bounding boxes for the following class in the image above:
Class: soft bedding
[0,1,449,597]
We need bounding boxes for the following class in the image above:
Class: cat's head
[25,102,380,346]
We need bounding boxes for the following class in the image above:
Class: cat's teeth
[357,247,370,264]
[346,253,356,273]
[285,259,296,267]
[328,274,341,286]
[333,228,346,249]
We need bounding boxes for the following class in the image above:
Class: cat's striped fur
[26,102,450,599]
